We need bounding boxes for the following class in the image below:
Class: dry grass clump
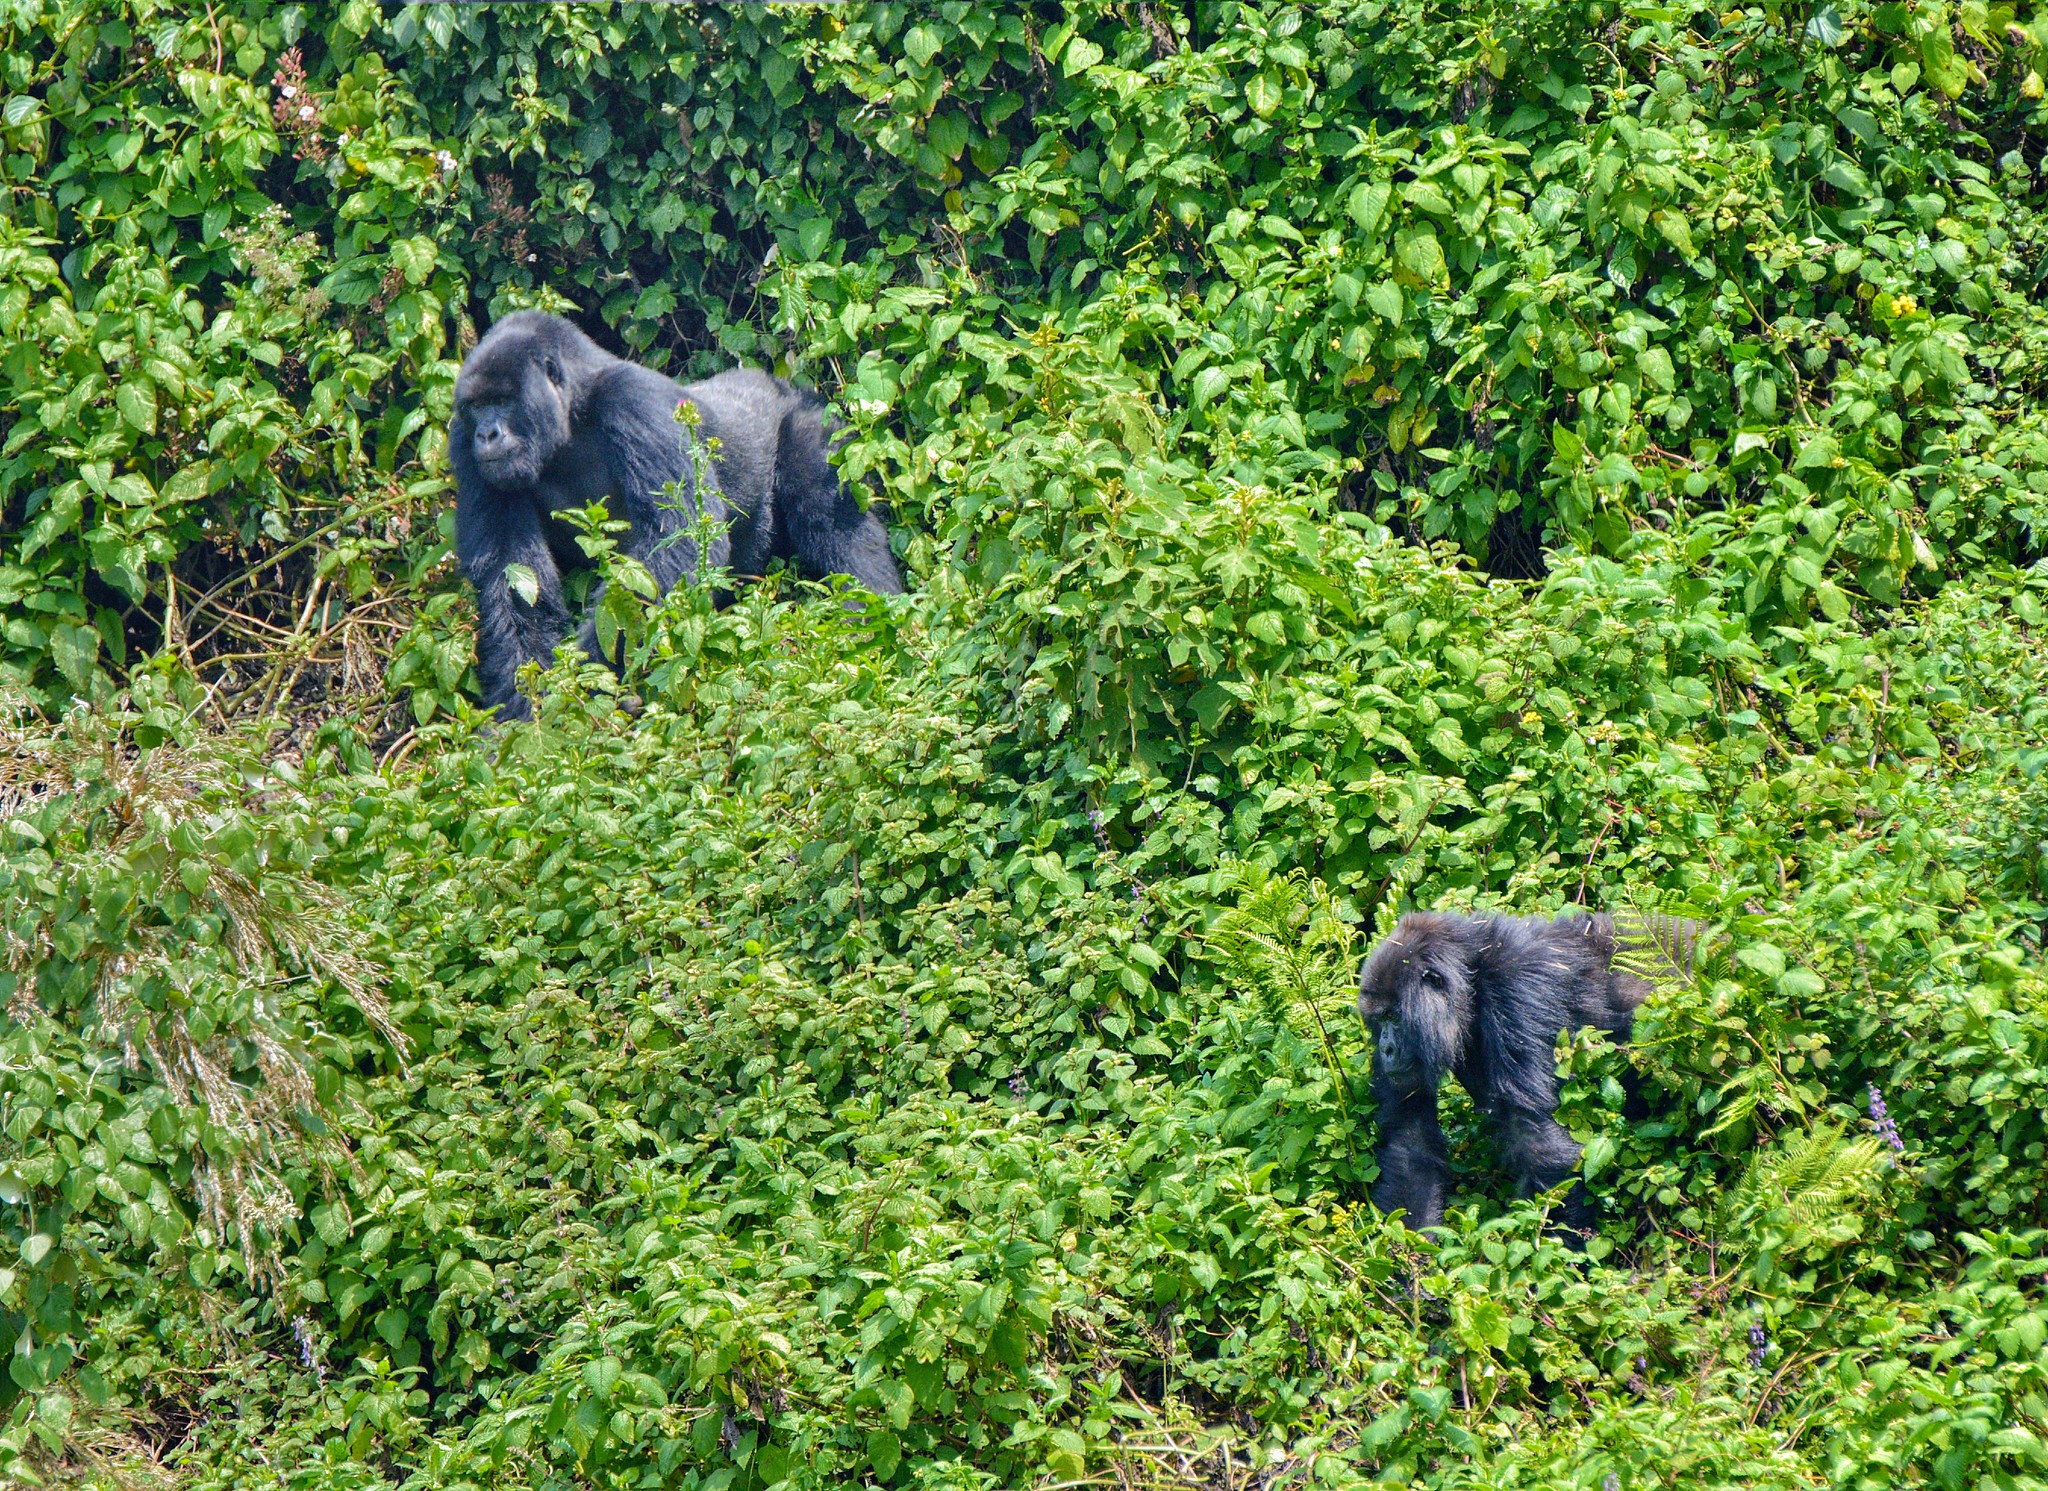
[0,689,405,1285]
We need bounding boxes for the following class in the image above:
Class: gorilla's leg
[773,400,904,596]
[1372,1067,1452,1230]
[458,489,570,720]
[1494,1108,1594,1237]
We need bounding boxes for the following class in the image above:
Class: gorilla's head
[1357,912,1476,1083]
[454,312,598,489]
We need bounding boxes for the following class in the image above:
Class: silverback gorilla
[450,311,903,718]
[1357,910,1658,1238]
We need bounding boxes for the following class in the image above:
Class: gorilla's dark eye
[1419,967,1444,989]
[542,354,563,385]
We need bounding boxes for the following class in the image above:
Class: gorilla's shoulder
[580,358,687,425]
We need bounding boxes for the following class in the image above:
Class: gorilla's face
[456,330,572,490]
[1357,913,1474,1082]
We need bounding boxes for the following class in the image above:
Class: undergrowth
[3,2,2048,1488]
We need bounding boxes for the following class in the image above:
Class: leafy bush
[5,1,2048,1488]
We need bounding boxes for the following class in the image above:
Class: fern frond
[1208,867,1364,1110]
[1609,907,1711,986]
[1716,1121,1891,1256]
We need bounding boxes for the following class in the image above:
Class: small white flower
[437,150,457,175]
[298,104,315,121]
[279,85,297,100]
[527,253,538,263]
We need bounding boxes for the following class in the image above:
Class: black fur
[450,311,903,718]
[1357,910,1653,1236]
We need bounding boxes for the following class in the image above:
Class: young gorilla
[450,311,904,718]
[1357,911,1656,1237]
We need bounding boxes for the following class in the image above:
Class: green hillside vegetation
[5,1,2048,1486]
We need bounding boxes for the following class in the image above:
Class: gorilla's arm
[454,436,570,720]
[772,398,904,596]
[1370,1054,1451,1231]
[571,364,728,666]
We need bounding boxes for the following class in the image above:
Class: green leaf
[1777,967,1825,1000]
[904,24,941,67]
[1739,943,1788,981]
[48,623,99,690]
[36,1392,69,1434]
[1637,346,1675,391]
[115,379,156,434]
[927,110,969,161]
[1793,433,1839,470]
[446,1258,494,1296]
[876,1377,915,1430]
[1836,106,1879,145]
[1191,366,1229,408]
[1652,209,1696,261]
[1246,69,1283,119]
[1402,179,1454,217]
[1349,180,1391,234]
[1805,4,1845,47]
[1365,279,1403,324]
[1395,225,1445,285]
[582,1356,623,1398]
[1922,30,1968,97]
[1590,453,1640,487]
[1062,36,1103,74]
[867,1429,901,1478]
[1458,1297,1511,1351]
[615,556,659,600]
[311,1205,349,1248]
[503,563,540,607]
[1820,160,1871,197]
[797,218,834,261]
[1361,1404,1410,1452]
[390,235,438,284]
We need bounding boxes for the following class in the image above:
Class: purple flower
[1748,1322,1769,1368]
[1008,1073,1028,1099]
[292,1315,324,1383]
[1868,1084,1905,1153]
[1604,1475,1620,1491]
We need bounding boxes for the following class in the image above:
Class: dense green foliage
[6,0,2048,1487]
